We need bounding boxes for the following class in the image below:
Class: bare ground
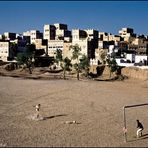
[0,76,148,147]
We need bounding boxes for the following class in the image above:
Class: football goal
[123,103,148,142]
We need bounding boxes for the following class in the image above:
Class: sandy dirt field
[0,76,148,147]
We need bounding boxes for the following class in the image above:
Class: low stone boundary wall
[122,67,148,80]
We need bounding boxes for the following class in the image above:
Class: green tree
[79,54,90,77]
[16,44,35,74]
[69,44,81,80]
[26,44,36,56]
[55,49,63,64]
[106,56,118,78]
[10,42,18,58]
[1,35,6,40]
[55,49,72,79]
[61,57,72,79]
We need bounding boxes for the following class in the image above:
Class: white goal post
[123,103,148,142]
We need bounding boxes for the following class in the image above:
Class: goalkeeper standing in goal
[136,119,144,138]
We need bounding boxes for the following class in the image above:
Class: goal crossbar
[124,103,148,109]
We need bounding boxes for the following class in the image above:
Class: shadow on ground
[128,133,148,142]
[43,114,67,120]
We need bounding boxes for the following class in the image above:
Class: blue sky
[0,1,148,35]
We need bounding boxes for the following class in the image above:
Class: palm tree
[69,44,81,80]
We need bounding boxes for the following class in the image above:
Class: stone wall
[122,67,148,80]
[90,65,148,80]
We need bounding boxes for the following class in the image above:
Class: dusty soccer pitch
[0,76,148,147]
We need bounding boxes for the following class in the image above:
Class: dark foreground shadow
[128,133,148,142]
[43,114,67,120]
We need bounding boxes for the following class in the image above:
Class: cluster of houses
[0,23,148,68]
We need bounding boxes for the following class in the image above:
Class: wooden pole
[123,107,127,142]
[124,103,148,109]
